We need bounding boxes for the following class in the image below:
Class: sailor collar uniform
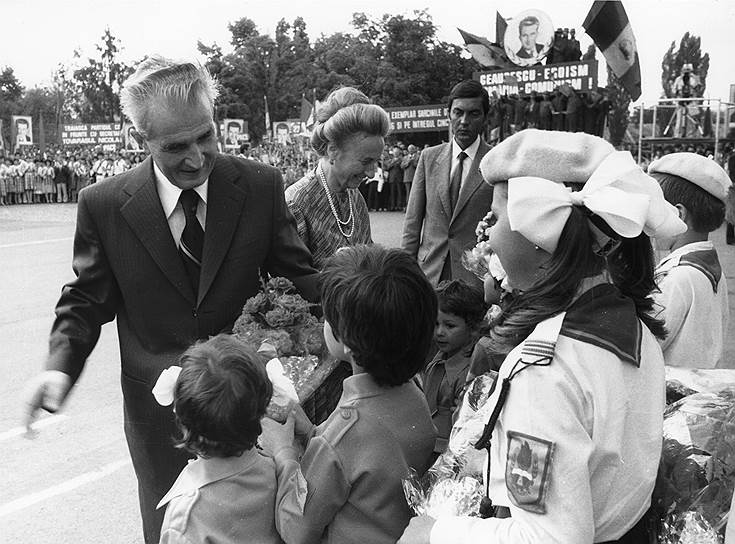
[655,241,729,368]
[431,284,665,544]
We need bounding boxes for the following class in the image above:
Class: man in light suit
[402,80,493,287]
[22,57,318,543]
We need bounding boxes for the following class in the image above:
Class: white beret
[480,129,616,185]
[648,153,730,203]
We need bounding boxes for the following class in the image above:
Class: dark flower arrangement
[233,277,338,405]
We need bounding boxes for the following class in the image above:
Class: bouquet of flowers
[403,373,499,518]
[233,277,340,420]
[652,373,735,543]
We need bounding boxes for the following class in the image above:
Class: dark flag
[583,1,641,100]
[496,11,507,45]
[457,28,509,69]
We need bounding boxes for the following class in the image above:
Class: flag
[583,1,641,100]
[300,96,313,124]
[264,95,271,138]
[495,12,507,45]
[457,28,509,69]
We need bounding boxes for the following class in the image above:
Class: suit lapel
[452,140,490,223]
[435,143,452,219]
[198,156,247,305]
[120,157,195,303]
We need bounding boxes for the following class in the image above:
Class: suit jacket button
[192,309,198,318]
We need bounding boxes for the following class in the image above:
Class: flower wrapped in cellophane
[403,373,498,518]
[652,371,735,543]
[233,277,340,421]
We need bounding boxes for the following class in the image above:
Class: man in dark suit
[22,56,318,543]
[402,80,493,287]
[516,16,544,59]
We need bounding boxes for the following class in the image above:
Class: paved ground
[0,203,732,543]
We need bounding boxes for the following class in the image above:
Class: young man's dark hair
[447,80,490,116]
[656,172,725,233]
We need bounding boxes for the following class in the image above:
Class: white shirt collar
[657,240,714,270]
[153,161,209,219]
[452,136,481,163]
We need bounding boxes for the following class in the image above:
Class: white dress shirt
[153,162,208,247]
[450,136,481,188]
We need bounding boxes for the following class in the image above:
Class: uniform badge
[505,431,555,514]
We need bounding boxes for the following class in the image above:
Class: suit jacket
[401,140,493,286]
[46,154,318,527]
[516,42,544,59]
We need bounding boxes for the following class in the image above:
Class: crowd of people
[15,54,735,544]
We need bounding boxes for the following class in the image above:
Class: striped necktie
[179,189,204,294]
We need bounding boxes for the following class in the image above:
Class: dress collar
[156,448,258,509]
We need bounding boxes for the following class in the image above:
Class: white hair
[120,55,220,137]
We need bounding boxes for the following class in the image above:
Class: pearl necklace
[317,164,354,239]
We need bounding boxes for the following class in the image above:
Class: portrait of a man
[516,16,544,59]
[14,116,33,147]
[224,120,242,147]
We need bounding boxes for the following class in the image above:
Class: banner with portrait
[11,115,33,151]
[503,9,554,67]
[223,118,249,149]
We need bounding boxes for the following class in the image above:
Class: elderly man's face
[144,98,217,190]
[520,24,539,52]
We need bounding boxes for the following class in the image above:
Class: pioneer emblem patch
[505,431,555,514]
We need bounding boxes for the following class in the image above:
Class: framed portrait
[11,115,33,149]
[504,9,554,67]
[223,118,246,149]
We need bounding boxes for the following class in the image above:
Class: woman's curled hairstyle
[173,334,272,458]
[310,87,390,156]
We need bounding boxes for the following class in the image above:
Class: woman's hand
[397,515,436,544]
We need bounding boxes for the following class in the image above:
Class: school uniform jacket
[430,283,665,543]
[654,241,729,368]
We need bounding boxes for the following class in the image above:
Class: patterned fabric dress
[285,169,372,269]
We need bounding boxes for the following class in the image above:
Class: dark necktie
[179,189,204,294]
[450,151,467,211]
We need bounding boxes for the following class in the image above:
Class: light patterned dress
[285,169,372,270]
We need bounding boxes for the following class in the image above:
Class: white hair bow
[507,151,686,254]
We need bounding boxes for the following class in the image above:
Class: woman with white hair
[399,130,686,544]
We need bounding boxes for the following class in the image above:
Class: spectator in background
[401,144,420,208]
[385,145,404,211]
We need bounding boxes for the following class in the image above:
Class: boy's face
[434,310,473,358]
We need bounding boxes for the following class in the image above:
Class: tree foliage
[661,32,710,98]
[71,28,134,123]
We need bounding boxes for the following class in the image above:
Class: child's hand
[260,412,296,457]
[290,403,315,440]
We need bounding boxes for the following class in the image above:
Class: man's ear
[675,203,690,225]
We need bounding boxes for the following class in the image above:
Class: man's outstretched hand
[23,370,72,431]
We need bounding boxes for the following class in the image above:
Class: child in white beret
[399,129,686,544]
[648,152,730,368]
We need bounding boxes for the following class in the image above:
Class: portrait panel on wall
[504,9,554,67]
[223,119,245,149]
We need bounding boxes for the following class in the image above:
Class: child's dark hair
[653,172,725,233]
[436,279,487,330]
[320,244,437,387]
[488,206,666,353]
[173,334,272,458]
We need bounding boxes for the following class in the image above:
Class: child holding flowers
[152,334,282,544]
